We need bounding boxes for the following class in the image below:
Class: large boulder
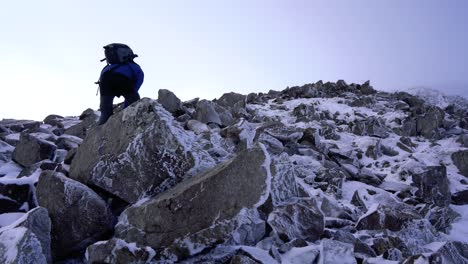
[69,98,196,203]
[352,117,389,138]
[268,198,324,242]
[86,238,155,264]
[356,204,421,232]
[411,166,451,206]
[216,92,246,109]
[0,119,41,133]
[452,150,468,177]
[0,207,52,264]
[63,108,98,139]
[36,171,113,260]
[158,89,185,116]
[115,145,271,250]
[194,99,222,125]
[12,133,56,167]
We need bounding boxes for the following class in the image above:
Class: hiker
[96,43,144,125]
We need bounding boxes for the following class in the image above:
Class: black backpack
[101,43,138,64]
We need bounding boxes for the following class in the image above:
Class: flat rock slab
[115,145,271,249]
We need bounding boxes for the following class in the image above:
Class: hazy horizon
[1,0,467,120]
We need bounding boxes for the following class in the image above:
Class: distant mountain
[407,86,468,110]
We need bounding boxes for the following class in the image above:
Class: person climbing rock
[96,43,144,125]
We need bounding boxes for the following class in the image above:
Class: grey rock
[452,189,468,205]
[458,134,468,148]
[186,119,210,134]
[85,238,155,264]
[0,182,35,213]
[0,119,41,133]
[407,241,468,264]
[216,92,246,109]
[356,204,421,232]
[69,99,195,203]
[0,139,14,166]
[352,117,389,138]
[158,89,184,115]
[0,207,52,264]
[425,206,460,233]
[229,254,260,264]
[319,239,356,264]
[36,171,113,259]
[55,135,82,151]
[115,145,270,249]
[292,104,317,122]
[268,198,324,242]
[195,99,222,125]
[452,150,468,177]
[63,108,98,139]
[12,133,57,167]
[411,166,451,206]
[43,115,64,128]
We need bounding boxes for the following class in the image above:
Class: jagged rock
[63,108,98,139]
[402,106,446,139]
[195,99,222,125]
[353,170,383,187]
[216,92,246,109]
[85,238,155,264]
[268,198,324,242]
[430,241,468,263]
[292,104,317,122]
[425,206,460,233]
[214,103,236,127]
[0,119,41,133]
[36,171,113,259]
[458,134,468,148]
[397,142,413,153]
[115,145,271,250]
[349,96,374,107]
[55,134,82,151]
[69,99,195,203]
[351,191,366,208]
[452,189,468,205]
[404,241,468,264]
[352,117,389,138]
[395,92,425,109]
[319,239,356,264]
[0,183,35,212]
[258,133,284,154]
[411,166,451,206]
[158,89,185,116]
[12,133,56,167]
[314,168,347,197]
[0,207,52,264]
[452,150,468,177]
[43,115,64,128]
[320,197,353,220]
[356,204,421,232]
[370,236,409,259]
[0,140,14,166]
[186,119,210,134]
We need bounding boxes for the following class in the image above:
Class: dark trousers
[97,90,140,125]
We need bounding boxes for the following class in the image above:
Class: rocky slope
[1,80,468,263]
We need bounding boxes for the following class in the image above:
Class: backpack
[102,43,138,64]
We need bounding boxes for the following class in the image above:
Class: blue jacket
[100,62,144,91]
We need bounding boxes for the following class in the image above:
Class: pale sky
[1,0,467,120]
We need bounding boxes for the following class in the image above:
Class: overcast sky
[1,0,467,120]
